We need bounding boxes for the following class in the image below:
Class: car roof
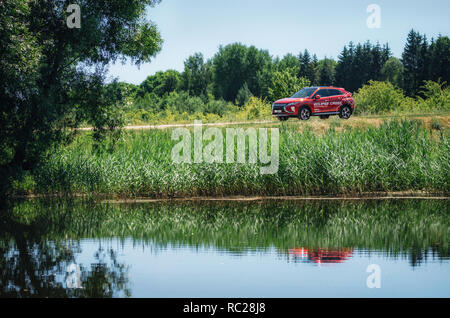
[307,86,344,90]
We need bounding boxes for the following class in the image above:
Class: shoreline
[9,191,450,203]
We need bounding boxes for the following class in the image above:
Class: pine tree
[335,45,353,90]
[318,57,335,86]
[428,35,450,84]
[310,54,319,85]
[402,29,424,96]
[370,42,383,81]
[298,50,310,78]
[417,35,430,96]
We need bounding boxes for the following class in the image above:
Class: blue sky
[108,0,450,84]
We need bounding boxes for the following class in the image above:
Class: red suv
[272,86,354,121]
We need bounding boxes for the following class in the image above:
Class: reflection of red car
[288,248,354,264]
[272,86,354,121]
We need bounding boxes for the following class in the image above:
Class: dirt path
[77,120,275,131]
[78,114,449,131]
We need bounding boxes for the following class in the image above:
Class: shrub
[431,118,442,131]
[203,99,232,116]
[354,80,405,115]
[236,83,253,106]
[237,97,272,120]
[417,80,450,112]
[133,92,160,112]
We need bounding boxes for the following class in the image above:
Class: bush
[203,99,233,116]
[416,80,450,112]
[236,83,253,106]
[355,80,450,115]
[133,92,160,112]
[127,91,235,123]
[354,81,405,115]
[235,97,272,120]
[164,91,205,114]
[431,118,443,131]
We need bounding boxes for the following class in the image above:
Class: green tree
[335,44,353,90]
[429,36,450,84]
[212,43,271,101]
[310,54,320,85]
[0,0,163,192]
[298,49,317,84]
[402,29,425,96]
[317,58,336,86]
[139,70,180,98]
[180,53,211,97]
[236,83,253,106]
[269,69,310,101]
[277,53,300,74]
[245,46,273,96]
[335,41,390,92]
[381,57,404,88]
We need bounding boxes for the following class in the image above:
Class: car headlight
[284,103,297,112]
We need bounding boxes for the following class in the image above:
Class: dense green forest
[114,29,450,124]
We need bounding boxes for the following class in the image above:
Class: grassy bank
[17,119,447,198]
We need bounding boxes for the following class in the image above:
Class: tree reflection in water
[0,198,448,297]
[0,207,130,298]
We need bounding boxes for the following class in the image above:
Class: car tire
[339,105,352,119]
[319,115,330,119]
[278,116,288,121]
[298,107,311,121]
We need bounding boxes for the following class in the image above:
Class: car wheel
[278,116,288,121]
[298,107,311,121]
[339,105,352,119]
[319,115,330,119]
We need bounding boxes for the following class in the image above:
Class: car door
[327,89,344,112]
[312,89,330,113]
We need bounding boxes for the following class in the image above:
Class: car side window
[328,89,343,96]
[314,89,328,98]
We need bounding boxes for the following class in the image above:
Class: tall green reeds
[33,120,449,197]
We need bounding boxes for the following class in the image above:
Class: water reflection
[288,248,354,264]
[0,198,448,297]
[0,239,130,297]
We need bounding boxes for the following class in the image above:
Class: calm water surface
[0,199,448,297]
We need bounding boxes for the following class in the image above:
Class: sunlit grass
[32,120,449,197]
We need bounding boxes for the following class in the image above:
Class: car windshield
[290,87,317,98]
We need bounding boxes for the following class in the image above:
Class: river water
[0,199,448,297]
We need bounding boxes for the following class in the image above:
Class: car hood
[274,98,305,104]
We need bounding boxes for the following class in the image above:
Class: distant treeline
[116,29,449,109]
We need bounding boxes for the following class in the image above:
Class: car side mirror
[315,95,321,100]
